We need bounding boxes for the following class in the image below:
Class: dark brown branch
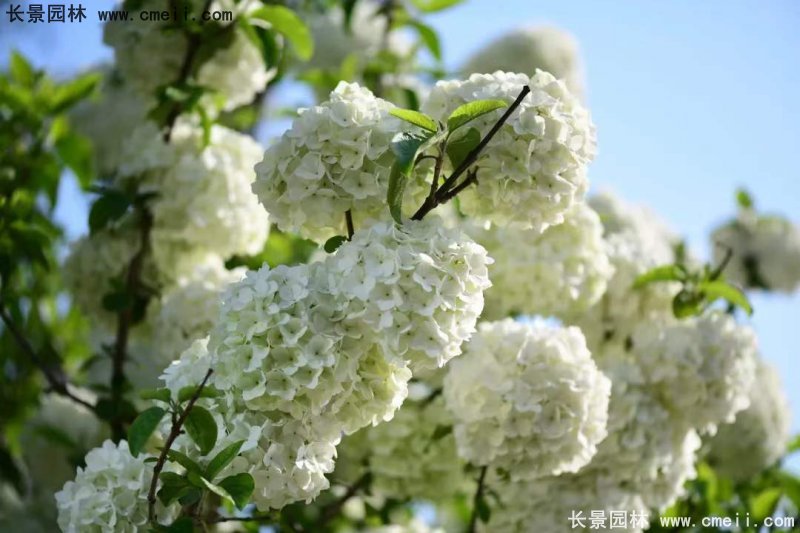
[467,465,489,533]
[316,472,371,527]
[0,301,95,411]
[412,85,531,221]
[345,210,355,240]
[147,368,214,524]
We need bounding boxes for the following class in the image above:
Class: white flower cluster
[253,82,412,242]
[104,0,273,111]
[462,26,585,98]
[422,70,596,230]
[630,312,757,433]
[118,120,269,262]
[335,396,470,501]
[567,192,680,347]
[444,320,611,480]
[55,440,178,532]
[469,202,613,319]
[711,210,800,293]
[20,391,107,496]
[707,358,792,482]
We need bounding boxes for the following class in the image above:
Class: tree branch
[467,465,488,533]
[411,85,531,221]
[0,301,95,411]
[316,472,371,527]
[345,209,355,240]
[147,368,214,524]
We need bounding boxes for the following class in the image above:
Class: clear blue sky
[2,1,798,438]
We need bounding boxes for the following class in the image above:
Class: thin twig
[467,465,489,533]
[147,368,214,524]
[411,86,531,221]
[345,209,355,240]
[0,301,95,411]
[316,472,370,527]
[210,512,279,524]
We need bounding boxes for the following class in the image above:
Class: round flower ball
[707,358,792,482]
[421,70,596,230]
[711,210,800,293]
[462,26,585,98]
[444,319,611,480]
[470,202,613,320]
[253,82,420,243]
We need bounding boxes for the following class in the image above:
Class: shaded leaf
[250,6,314,61]
[128,406,165,457]
[88,192,129,234]
[165,449,205,476]
[157,472,194,507]
[184,405,217,455]
[177,384,220,403]
[431,425,451,441]
[476,494,491,523]
[446,127,480,169]
[447,99,507,132]
[407,20,441,61]
[206,440,246,480]
[139,388,172,404]
[324,235,348,253]
[390,108,438,133]
[672,289,704,319]
[387,131,434,224]
[698,280,753,315]
[218,473,255,510]
[387,163,407,225]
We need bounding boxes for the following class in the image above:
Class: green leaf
[780,472,800,509]
[409,0,466,12]
[387,163,407,225]
[407,20,441,61]
[324,235,347,253]
[50,72,101,114]
[633,264,688,289]
[788,434,800,453]
[749,487,782,522]
[56,133,94,188]
[10,51,35,87]
[250,6,314,61]
[161,517,194,533]
[140,388,172,403]
[177,385,220,403]
[387,131,434,224]
[431,425,452,441]
[446,99,507,132]
[698,280,753,315]
[736,188,753,210]
[389,108,438,133]
[476,493,491,523]
[218,473,255,510]
[184,405,217,455]
[157,472,195,507]
[446,127,481,169]
[199,476,236,506]
[128,407,165,457]
[205,440,246,480]
[165,449,205,476]
[672,289,705,319]
[88,191,130,234]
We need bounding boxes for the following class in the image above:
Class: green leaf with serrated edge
[736,188,754,209]
[184,405,217,455]
[407,20,441,61]
[205,440,245,480]
[127,406,165,457]
[324,235,347,253]
[165,449,204,476]
[633,264,688,289]
[672,290,704,319]
[157,472,194,507]
[446,127,480,169]
[389,108,438,133]
[446,99,507,132]
[409,0,466,12]
[218,473,255,510]
[250,6,314,61]
[88,192,130,234]
[698,280,753,315]
[177,384,220,403]
[140,388,172,403]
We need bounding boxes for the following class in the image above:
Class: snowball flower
[421,70,595,230]
[55,440,178,532]
[253,82,416,242]
[462,26,585,98]
[103,0,273,111]
[117,120,269,262]
[469,202,613,319]
[444,319,611,480]
[707,358,792,481]
[711,210,800,293]
[631,312,757,433]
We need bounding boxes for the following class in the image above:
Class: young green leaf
[409,0,466,12]
[177,384,220,403]
[406,20,442,61]
[88,191,130,234]
[205,440,245,480]
[55,133,94,188]
[165,449,205,476]
[445,127,481,169]
[127,406,165,457]
[749,487,782,522]
[387,131,434,224]
[672,290,704,319]
[446,99,508,132]
[698,280,753,315]
[218,473,256,510]
[50,71,101,114]
[736,187,754,210]
[9,50,35,87]
[633,264,688,289]
[250,6,314,61]
[324,235,347,253]
[139,388,172,403]
[184,405,218,455]
[389,108,438,133]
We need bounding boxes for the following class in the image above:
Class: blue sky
[2,1,798,439]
